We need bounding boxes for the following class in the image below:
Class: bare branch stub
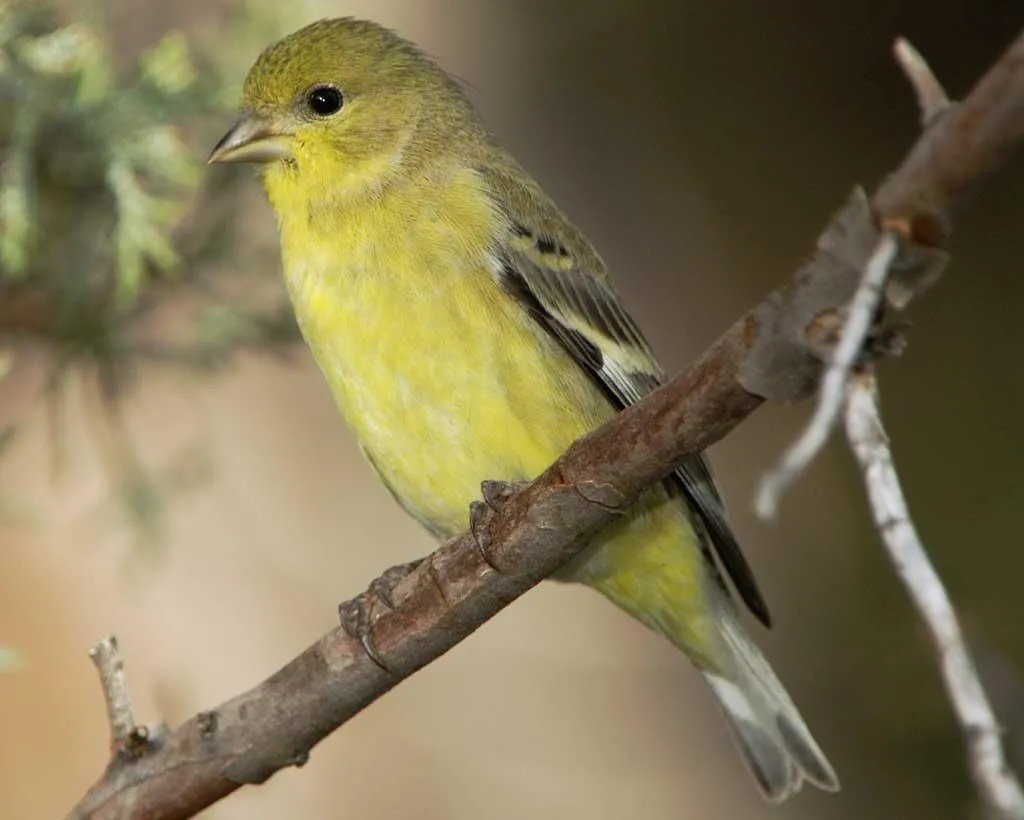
[88,636,154,760]
[65,26,1024,820]
[894,38,952,126]
[89,637,134,747]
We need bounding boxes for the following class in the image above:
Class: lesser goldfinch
[210,18,838,800]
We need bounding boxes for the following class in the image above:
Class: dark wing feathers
[499,260,607,375]
[486,167,771,627]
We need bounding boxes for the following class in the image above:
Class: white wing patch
[485,184,771,626]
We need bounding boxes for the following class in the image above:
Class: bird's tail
[702,609,839,801]
[568,495,838,800]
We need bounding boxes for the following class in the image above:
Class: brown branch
[875,27,1024,248]
[67,28,1024,820]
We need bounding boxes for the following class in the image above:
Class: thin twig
[756,231,899,518]
[88,636,135,748]
[894,38,952,126]
[845,372,1024,820]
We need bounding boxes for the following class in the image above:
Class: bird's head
[209,18,480,205]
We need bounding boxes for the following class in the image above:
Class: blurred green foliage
[0,645,24,672]
[3,2,207,308]
[0,0,299,543]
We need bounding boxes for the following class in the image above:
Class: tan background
[3,1,1024,818]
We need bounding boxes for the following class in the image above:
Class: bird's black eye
[307,85,343,116]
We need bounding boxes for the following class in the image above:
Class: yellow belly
[276,169,716,661]
[295,250,607,534]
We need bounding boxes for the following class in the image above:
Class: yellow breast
[276,166,608,536]
[269,161,715,659]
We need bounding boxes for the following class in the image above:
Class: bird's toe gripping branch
[341,478,528,669]
[470,479,528,572]
[338,558,425,671]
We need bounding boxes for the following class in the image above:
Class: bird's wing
[481,162,771,628]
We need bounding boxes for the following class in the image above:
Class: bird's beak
[208,113,294,165]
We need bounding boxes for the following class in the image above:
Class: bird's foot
[371,559,424,609]
[469,479,528,573]
[338,558,424,671]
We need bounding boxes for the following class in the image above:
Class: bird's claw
[469,500,500,572]
[470,479,527,572]
[370,558,424,609]
[339,595,388,670]
[338,559,424,672]
[481,479,522,509]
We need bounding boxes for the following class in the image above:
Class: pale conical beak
[208,114,294,165]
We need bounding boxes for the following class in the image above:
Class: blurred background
[1,1,1023,818]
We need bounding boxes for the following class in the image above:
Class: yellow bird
[210,18,838,800]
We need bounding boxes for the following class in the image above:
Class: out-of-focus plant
[0,645,24,672]
[0,0,300,544]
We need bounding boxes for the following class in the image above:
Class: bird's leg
[470,479,528,572]
[338,558,424,671]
